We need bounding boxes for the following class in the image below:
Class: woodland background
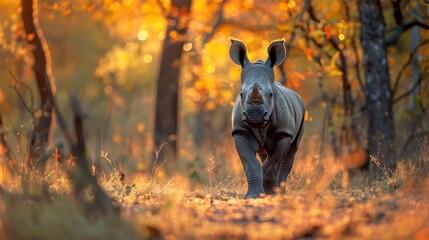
[0,0,428,239]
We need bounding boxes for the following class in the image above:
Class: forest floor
[1,171,429,239]
[118,181,429,239]
[1,147,429,239]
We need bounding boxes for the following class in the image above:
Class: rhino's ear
[229,38,250,67]
[266,39,286,68]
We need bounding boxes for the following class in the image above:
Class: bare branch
[394,69,429,104]
[155,0,168,18]
[343,0,365,94]
[8,68,35,116]
[307,0,359,149]
[400,105,428,155]
[391,0,403,26]
[393,38,429,94]
[279,0,310,85]
[386,20,429,46]
[307,0,354,111]
[202,0,228,45]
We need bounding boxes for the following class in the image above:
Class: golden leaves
[303,47,314,61]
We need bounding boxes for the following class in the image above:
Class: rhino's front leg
[233,134,264,199]
[262,137,292,194]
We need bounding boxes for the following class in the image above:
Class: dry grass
[0,140,428,239]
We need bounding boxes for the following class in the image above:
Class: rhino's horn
[249,83,262,103]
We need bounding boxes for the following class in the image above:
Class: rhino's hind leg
[233,134,264,199]
[263,137,292,195]
[276,144,297,189]
[277,122,303,190]
[262,162,277,195]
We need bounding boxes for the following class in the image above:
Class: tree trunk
[409,0,421,111]
[153,0,192,165]
[21,0,56,166]
[358,0,396,174]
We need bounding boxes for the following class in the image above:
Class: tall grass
[0,138,428,239]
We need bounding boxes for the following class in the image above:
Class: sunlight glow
[158,31,166,40]
[287,1,296,8]
[137,30,148,41]
[330,0,340,12]
[192,93,201,101]
[169,30,178,39]
[183,42,192,52]
[112,133,122,143]
[137,123,145,133]
[206,64,215,74]
[143,54,152,63]
[115,97,124,106]
[104,85,113,95]
[123,0,133,7]
[109,2,121,11]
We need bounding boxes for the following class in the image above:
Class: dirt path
[126,189,429,239]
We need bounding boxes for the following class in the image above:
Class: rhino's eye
[269,93,274,98]
[240,92,243,98]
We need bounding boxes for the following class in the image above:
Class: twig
[400,104,428,155]
[343,0,365,94]
[392,38,429,94]
[155,0,168,18]
[386,21,429,46]
[279,0,310,84]
[154,159,167,175]
[151,142,167,179]
[202,0,228,45]
[310,0,358,148]
[8,68,35,116]
[391,0,403,25]
[394,70,429,104]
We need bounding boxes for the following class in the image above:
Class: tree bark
[153,0,192,164]
[358,0,396,174]
[21,0,56,166]
[0,111,14,177]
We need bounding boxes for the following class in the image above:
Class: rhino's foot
[263,182,276,195]
[264,188,275,195]
[245,190,264,199]
[245,193,260,199]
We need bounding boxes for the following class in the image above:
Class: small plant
[151,142,167,180]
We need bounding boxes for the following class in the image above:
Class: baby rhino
[230,38,305,199]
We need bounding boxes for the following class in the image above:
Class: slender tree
[21,0,56,166]
[358,0,396,173]
[153,0,192,164]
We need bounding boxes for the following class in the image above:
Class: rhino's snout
[242,107,269,128]
[242,110,267,120]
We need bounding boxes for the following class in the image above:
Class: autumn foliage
[0,0,428,239]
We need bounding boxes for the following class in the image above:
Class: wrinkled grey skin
[230,39,305,199]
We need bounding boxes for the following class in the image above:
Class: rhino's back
[272,82,304,141]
